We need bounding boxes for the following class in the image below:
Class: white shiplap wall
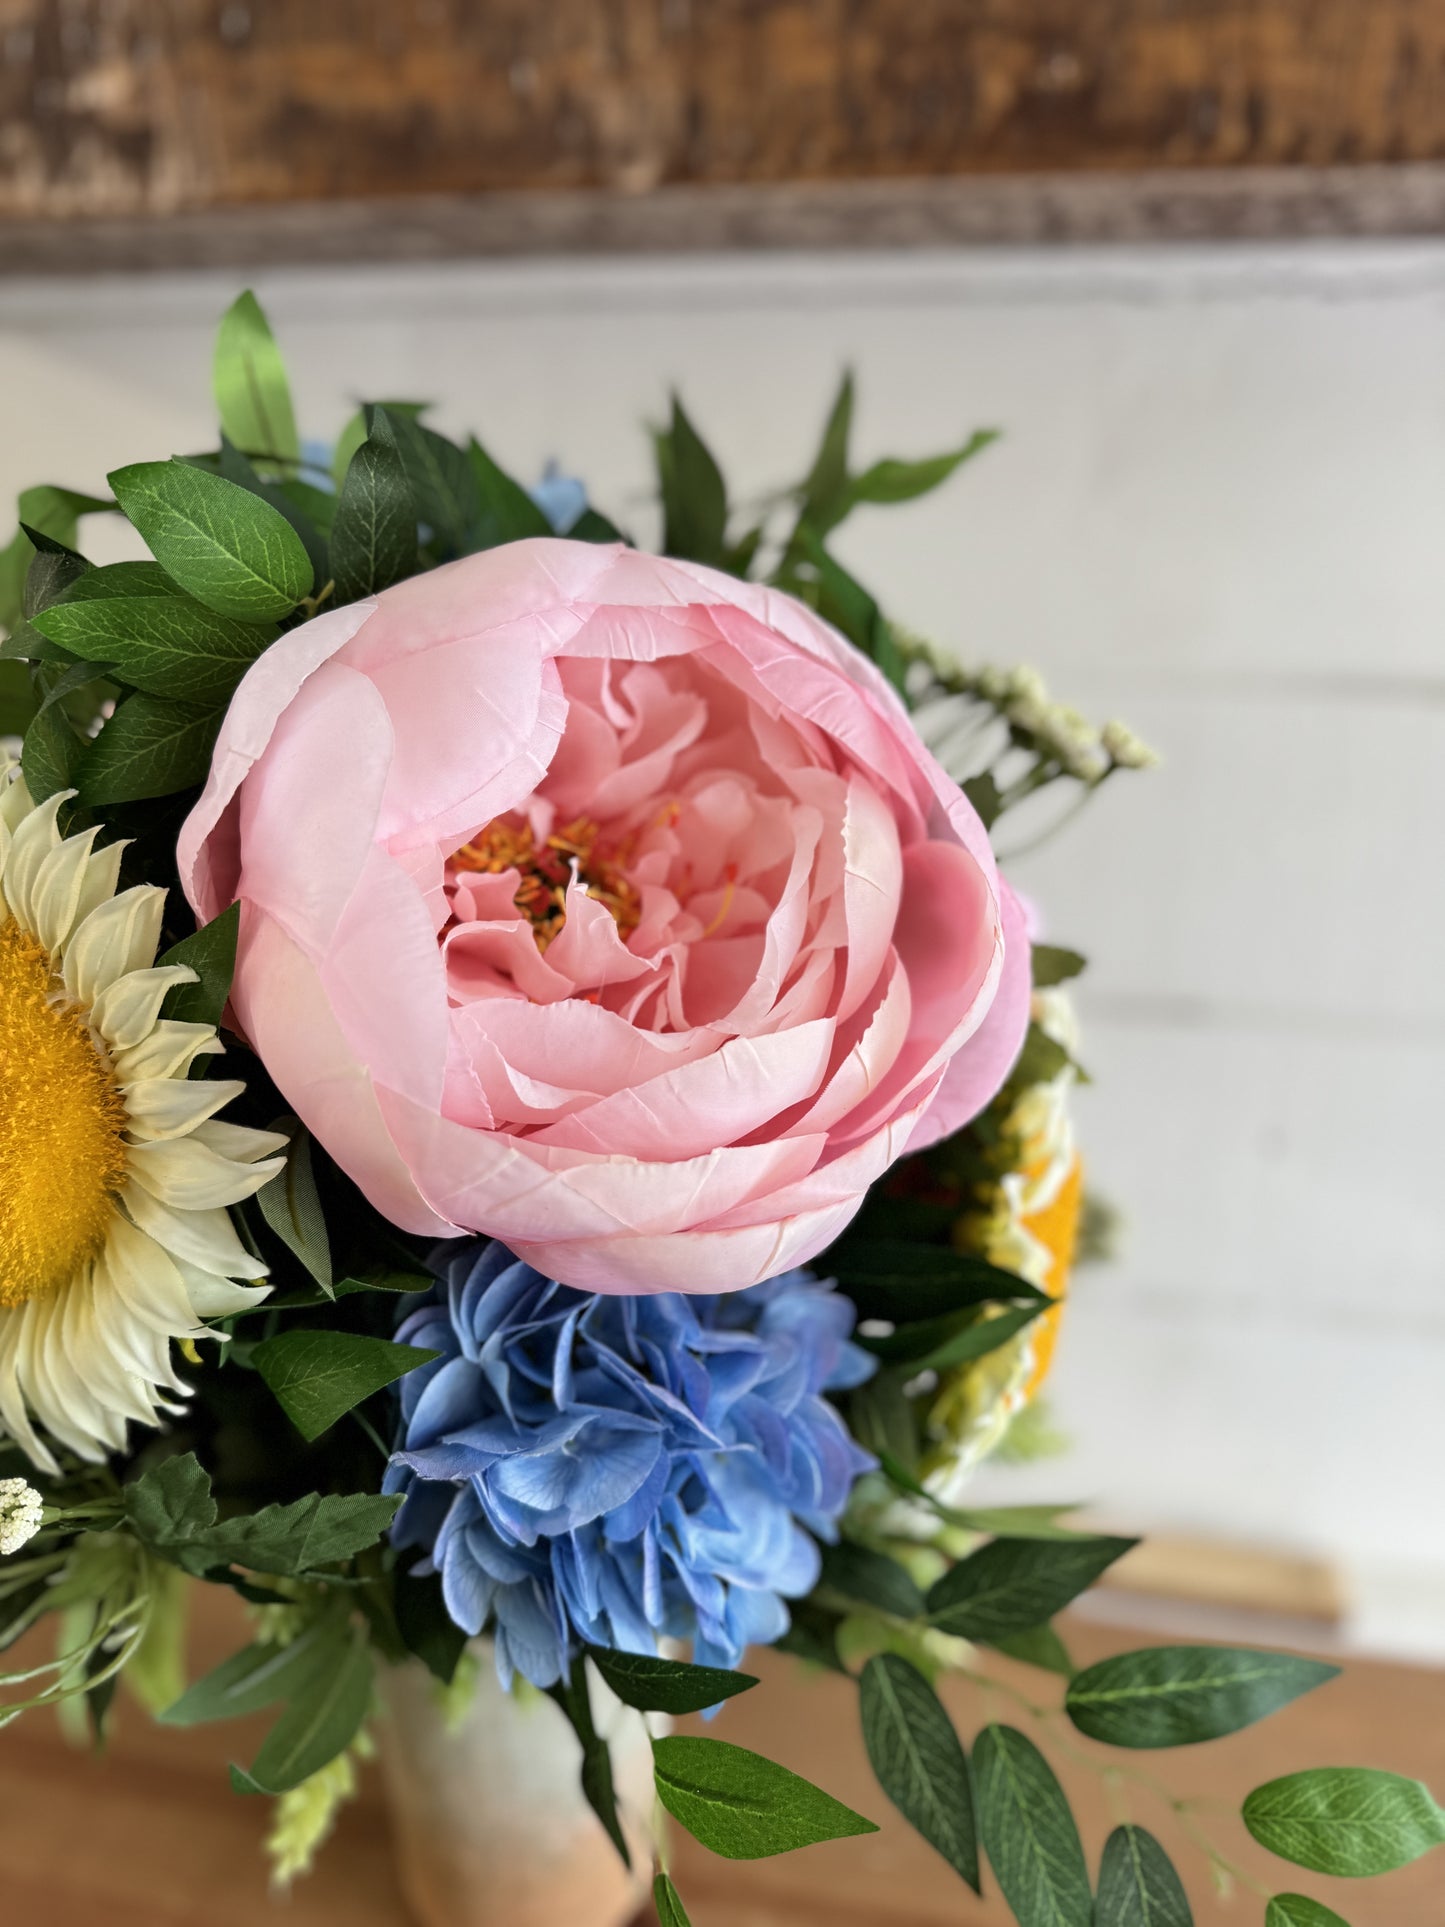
[2,243,1440,1655]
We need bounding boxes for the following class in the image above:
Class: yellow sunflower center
[0,917,129,1308]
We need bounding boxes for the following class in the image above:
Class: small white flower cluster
[0,1476,44,1555]
[1100,718,1162,770]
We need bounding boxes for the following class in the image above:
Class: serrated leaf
[78,691,222,805]
[468,436,551,546]
[213,290,299,463]
[20,702,86,803]
[975,1723,1091,1927]
[1066,1646,1339,1750]
[585,1647,757,1716]
[330,406,417,601]
[108,460,313,620]
[658,397,728,566]
[158,903,240,1032]
[1265,1898,1351,1927]
[1032,943,1087,988]
[652,1735,877,1860]
[257,1119,333,1290]
[33,560,276,704]
[926,1535,1136,1642]
[245,1627,372,1794]
[124,1453,219,1549]
[1243,1767,1445,1877]
[252,1329,438,1442]
[1096,1825,1193,1926]
[185,1491,402,1579]
[817,1542,926,1621]
[860,1654,979,1889]
[652,1873,693,1927]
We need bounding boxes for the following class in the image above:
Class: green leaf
[124,1453,219,1549]
[652,1735,878,1860]
[926,1535,1137,1642]
[332,400,428,491]
[22,527,89,618]
[161,1619,339,1726]
[0,660,37,735]
[32,561,277,705]
[962,771,1003,829]
[213,290,299,463]
[652,1873,693,1927]
[568,507,627,545]
[1032,944,1087,988]
[657,397,728,566]
[864,1302,1044,1375]
[187,1491,402,1579]
[385,413,477,555]
[0,485,112,631]
[1066,1646,1340,1750]
[257,1120,333,1291]
[974,1724,1091,1927]
[828,1238,1046,1324]
[817,1542,926,1622]
[158,904,240,1032]
[78,692,222,806]
[108,460,313,620]
[393,1570,468,1686]
[252,1329,438,1443]
[1265,1899,1351,1927]
[217,438,329,591]
[859,1654,979,1890]
[1096,1824,1193,1926]
[547,1655,630,1868]
[791,532,886,663]
[585,1647,758,1716]
[875,1455,1086,1542]
[20,702,86,803]
[245,1627,372,1794]
[1243,1767,1445,1878]
[795,370,855,535]
[987,1623,1075,1677]
[467,437,552,546]
[845,431,998,510]
[330,407,417,602]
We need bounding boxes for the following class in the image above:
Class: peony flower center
[453,813,642,950]
[0,918,129,1307]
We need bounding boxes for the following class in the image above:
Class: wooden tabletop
[2,1588,1442,1926]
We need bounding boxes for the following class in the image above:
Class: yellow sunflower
[921,985,1083,1501]
[0,768,284,1471]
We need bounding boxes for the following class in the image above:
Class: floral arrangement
[1,293,1439,1927]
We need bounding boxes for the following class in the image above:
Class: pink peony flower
[179,541,1029,1292]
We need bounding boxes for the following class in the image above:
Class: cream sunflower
[0,767,284,1471]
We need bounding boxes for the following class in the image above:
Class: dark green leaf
[158,903,241,1032]
[845,431,998,510]
[78,692,222,806]
[252,1329,438,1443]
[385,413,476,555]
[974,1724,1091,1927]
[585,1647,757,1716]
[817,1542,926,1622]
[467,437,552,546]
[1265,1899,1351,1927]
[1096,1824,1193,1926]
[246,1628,372,1794]
[394,1570,468,1686]
[652,1735,877,1860]
[0,485,112,631]
[961,771,1003,830]
[108,460,313,620]
[547,1655,631,1868]
[794,370,855,536]
[1011,1021,1075,1090]
[987,1623,1075,1677]
[213,290,299,463]
[1032,944,1087,988]
[19,701,85,803]
[657,397,728,566]
[124,1453,219,1549]
[332,400,428,491]
[829,1238,1045,1324]
[774,1601,847,1674]
[33,560,276,704]
[330,407,417,601]
[257,1120,333,1291]
[791,533,885,663]
[927,1535,1137,1642]
[22,530,89,618]
[37,655,114,715]
[1242,1767,1445,1877]
[568,507,627,545]
[860,1653,979,1890]
[864,1302,1043,1375]
[652,1873,693,1927]
[189,1492,402,1579]
[217,438,329,590]
[1066,1646,1340,1750]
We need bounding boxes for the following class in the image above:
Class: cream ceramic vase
[379,1655,656,1927]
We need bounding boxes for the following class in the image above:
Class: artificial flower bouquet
[0,294,1439,1927]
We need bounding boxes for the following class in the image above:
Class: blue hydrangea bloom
[385,1242,875,1690]
[529,461,589,535]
